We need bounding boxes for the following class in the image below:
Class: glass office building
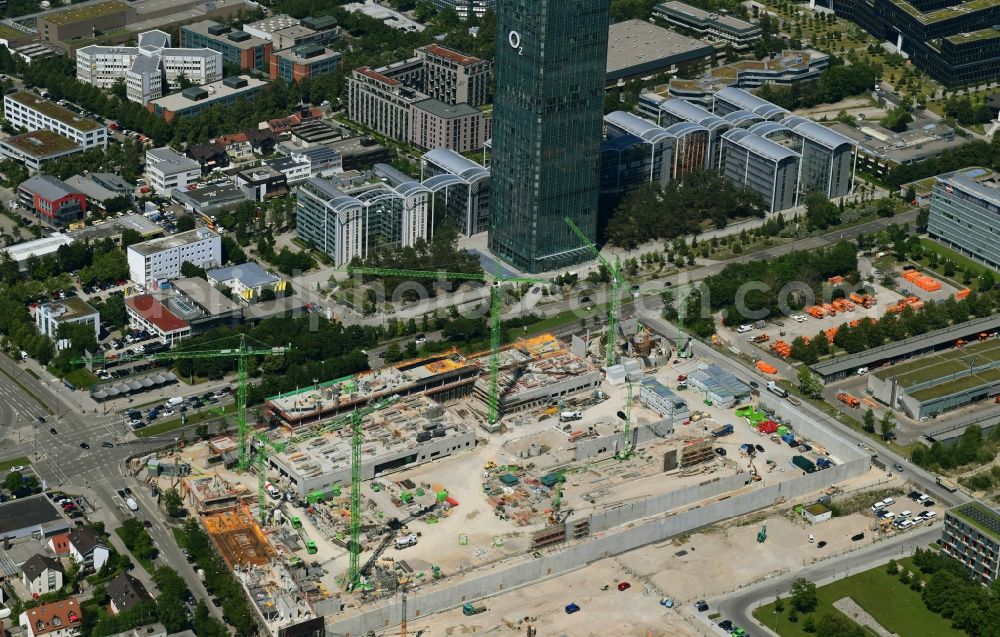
[928,170,1000,270]
[488,0,610,273]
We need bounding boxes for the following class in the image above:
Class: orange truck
[807,306,826,319]
[822,303,838,316]
[837,392,861,408]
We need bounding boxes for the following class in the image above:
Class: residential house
[19,598,82,637]
[107,572,152,615]
[68,527,110,572]
[47,533,70,556]
[214,132,253,160]
[21,554,64,596]
[185,142,229,174]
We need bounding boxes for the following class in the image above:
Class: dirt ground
[403,557,702,637]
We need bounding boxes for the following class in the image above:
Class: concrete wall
[327,455,870,636]
[269,428,477,497]
[574,419,675,461]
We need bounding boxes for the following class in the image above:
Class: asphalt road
[711,526,939,637]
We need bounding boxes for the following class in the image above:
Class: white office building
[77,31,222,105]
[35,297,100,339]
[127,228,222,289]
[145,147,201,196]
[3,91,107,149]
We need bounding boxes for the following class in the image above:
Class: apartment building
[76,30,222,104]
[928,170,1000,270]
[409,99,490,153]
[721,128,800,212]
[180,20,272,71]
[126,228,222,288]
[296,177,430,267]
[415,44,491,107]
[145,147,200,196]
[3,91,107,149]
[941,502,1000,585]
[348,66,415,141]
[347,44,492,148]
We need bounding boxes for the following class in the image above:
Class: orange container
[756,361,777,374]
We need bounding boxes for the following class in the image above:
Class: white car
[9,465,24,472]
[736,324,752,333]
[161,409,175,417]
[921,511,937,519]
[897,519,913,529]
[792,315,807,322]
[879,511,896,520]
[899,510,912,518]
[917,494,930,503]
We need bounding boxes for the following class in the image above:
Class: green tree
[175,215,196,232]
[162,488,183,517]
[798,366,822,398]
[863,407,876,434]
[880,411,895,439]
[790,578,818,613]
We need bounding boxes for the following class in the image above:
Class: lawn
[919,239,988,287]
[114,527,155,575]
[0,456,30,471]
[754,558,965,637]
[522,306,599,337]
[64,367,98,389]
[134,403,235,438]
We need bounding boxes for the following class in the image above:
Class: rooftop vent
[227,30,251,42]
[207,23,230,36]
[222,76,248,88]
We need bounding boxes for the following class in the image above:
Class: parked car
[8,464,24,472]
[695,600,709,612]
[80,442,90,449]
[617,581,631,591]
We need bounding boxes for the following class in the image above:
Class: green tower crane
[564,217,623,368]
[72,334,290,474]
[255,396,397,589]
[345,265,545,424]
[616,382,634,461]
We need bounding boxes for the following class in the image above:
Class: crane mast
[564,217,623,368]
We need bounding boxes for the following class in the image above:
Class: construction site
[131,311,889,636]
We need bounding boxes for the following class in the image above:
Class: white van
[395,534,418,549]
[166,396,184,408]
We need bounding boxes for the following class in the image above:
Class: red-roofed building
[19,598,82,637]
[266,107,324,134]
[47,533,70,555]
[416,44,491,107]
[214,132,253,159]
[125,295,190,345]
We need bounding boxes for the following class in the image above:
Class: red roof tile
[355,66,399,86]
[125,295,188,333]
[24,599,82,637]
[422,44,481,66]
[47,533,70,555]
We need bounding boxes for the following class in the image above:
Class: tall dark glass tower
[488,0,610,273]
